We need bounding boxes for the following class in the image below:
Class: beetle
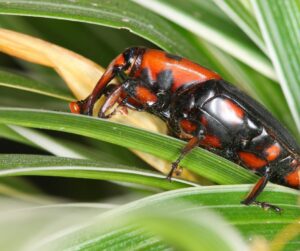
[70,47,300,211]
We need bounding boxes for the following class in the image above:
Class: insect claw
[166,162,178,181]
[166,173,172,182]
[249,201,282,213]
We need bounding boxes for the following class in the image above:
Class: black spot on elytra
[165,52,182,61]
[140,68,153,86]
[157,69,173,91]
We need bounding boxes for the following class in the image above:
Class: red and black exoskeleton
[70,47,300,211]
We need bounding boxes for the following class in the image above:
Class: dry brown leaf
[0,28,199,182]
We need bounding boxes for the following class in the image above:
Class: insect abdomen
[171,79,300,188]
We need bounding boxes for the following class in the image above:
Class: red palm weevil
[70,47,300,211]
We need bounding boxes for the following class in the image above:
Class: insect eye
[69,101,81,114]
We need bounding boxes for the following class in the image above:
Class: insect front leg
[70,47,140,116]
[98,84,123,118]
[241,166,281,212]
[75,65,121,116]
[100,78,154,118]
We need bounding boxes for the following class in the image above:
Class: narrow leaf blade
[0,70,73,101]
[252,0,300,132]
[214,0,266,53]
[0,154,195,190]
[26,186,300,251]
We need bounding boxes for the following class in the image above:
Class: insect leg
[98,85,123,118]
[70,48,140,116]
[99,80,146,118]
[241,167,281,212]
[167,129,205,180]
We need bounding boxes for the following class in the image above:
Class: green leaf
[0,110,149,167]
[134,0,276,81]
[23,185,299,251]
[0,176,52,204]
[0,86,68,110]
[0,124,34,146]
[6,125,93,159]
[0,199,117,251]
[129,212,247,251]
[0,69,73,101]
[0,108,258,185]
[0,154,195,190]
[0,0,210,63]
[213,0,266,53]
[252,0,300,133]
[4,125,150,167]
[0,119,149,167]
